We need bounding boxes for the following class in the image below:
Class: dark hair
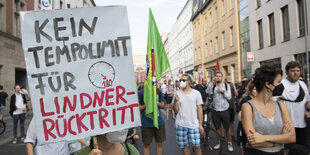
[182,73,193,83]
[216,71,223,75]
[253,65,283,93]
[285,61,301,71]
[0,85,3,90]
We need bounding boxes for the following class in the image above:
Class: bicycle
[0,120,6,135]
[200,104,222,154]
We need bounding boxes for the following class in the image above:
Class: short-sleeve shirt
[24,118,70,155]
[0,91,8,106]
[139,88,165,127]
[172,89,203,129]
[280,78,309,128]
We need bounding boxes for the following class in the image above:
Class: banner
[20,6,141,144]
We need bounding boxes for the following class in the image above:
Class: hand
[199,126,204,135]
[174,95,179,102]
[218,88,224,93]
[88,149,103,155]
[282,122,293,134]
[247,130,265,144]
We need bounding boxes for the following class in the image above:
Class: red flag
[198,74,201,84]
[216,58,220,71]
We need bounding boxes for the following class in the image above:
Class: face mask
[170,82,173,85]
[272,83,284,96]
[105,129,128,143]
[180,81,187,88]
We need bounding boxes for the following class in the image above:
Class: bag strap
[279,81,305,102]
[124,142,131,155]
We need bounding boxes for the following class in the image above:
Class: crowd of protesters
[0,61,310,155]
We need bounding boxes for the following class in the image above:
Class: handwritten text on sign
[20,6,141,144]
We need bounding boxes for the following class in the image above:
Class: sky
[94,0,187,55]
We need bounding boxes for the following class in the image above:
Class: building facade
[249,0,309,82]
[133,55,146,84]
[239,0,252,78]
[192,0,242,83]
[168,0,194,81]
[0,0,34,113]
[35,0,95,10]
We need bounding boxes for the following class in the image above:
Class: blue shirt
[139,88,165,127]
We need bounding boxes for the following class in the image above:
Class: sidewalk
[0,111,33,146]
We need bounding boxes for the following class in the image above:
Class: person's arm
[232,84,238,96]
[197,104,203,134]
[223,84,231,100]
[242,102,295,147]
[241,103,275,147]
[157,89,165,109]
[172,94,179,113]
[138,91,146,111]
[306,102,310,111]
[78,138,89,146]
[26,142,34,155]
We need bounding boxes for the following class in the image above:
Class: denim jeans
[13,113,26,138]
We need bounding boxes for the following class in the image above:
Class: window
[230,26,234,46]
[215,7,218,22]
[60,0,63,9]
[198,46,201,60]
[297,0,305,36]
[216,36,219,53]
[222,31,225,50]
[205,16,208,32]
[210,40,213,55]
[67,4,71,8]
[281,5,290,41]
[222,0,226,16]
[257,19,264,49]
[230,0,234,9]
[205,43,208,57]
[257,0,261,8]
[268,13,276,45]
[210,12,213,26]
[0,1,3,31]
[13,0,25,37]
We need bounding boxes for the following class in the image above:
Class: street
[0,109,242,155]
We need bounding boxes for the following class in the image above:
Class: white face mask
[170,82,173,85]
[180,81,187,88]
[105,129,128,143]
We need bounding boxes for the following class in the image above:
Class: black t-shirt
[0,91,8,106]
[194,84,207,102]
[237,96,252,113]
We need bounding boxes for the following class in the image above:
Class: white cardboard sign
[20,6,141,144]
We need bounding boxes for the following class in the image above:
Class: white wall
[249,0,310,72]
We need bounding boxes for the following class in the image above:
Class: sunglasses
[180,79,187,82]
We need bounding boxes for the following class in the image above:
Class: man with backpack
[206,71,232,151]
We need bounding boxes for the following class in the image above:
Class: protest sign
[20,6,141,144]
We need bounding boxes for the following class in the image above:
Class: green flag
[143,8,170,128]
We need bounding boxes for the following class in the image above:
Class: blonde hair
[243,81,255,98]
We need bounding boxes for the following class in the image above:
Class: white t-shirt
[13,94,25,115]
[281,78,309,128]
[24,118,69,155]
[173,89,203,129]
[161,84,167,94]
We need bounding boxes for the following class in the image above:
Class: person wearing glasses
[172,74,203,155]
